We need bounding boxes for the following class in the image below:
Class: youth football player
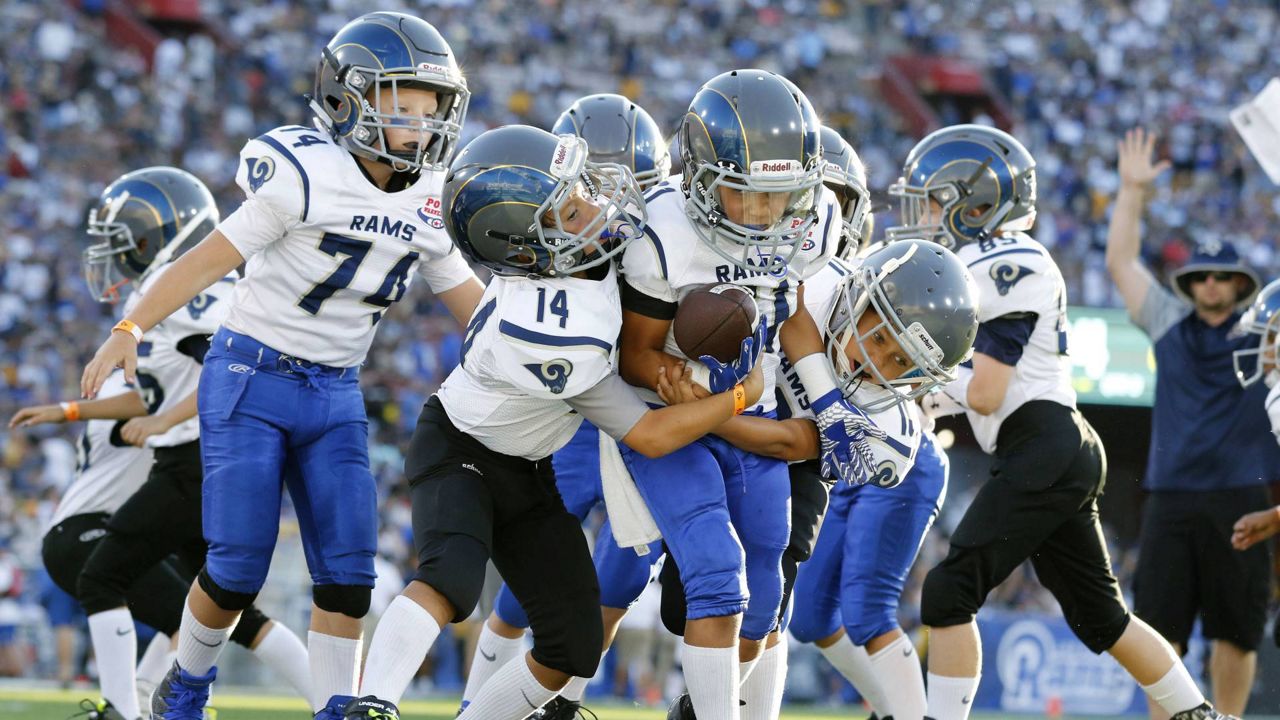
[79,13,482,719]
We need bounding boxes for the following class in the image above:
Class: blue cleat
[151,662,216,720]
[314,695,356,720]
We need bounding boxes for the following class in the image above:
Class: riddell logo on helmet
[416,62,450,76]
[549,137,580,179]
[750,160,801,176]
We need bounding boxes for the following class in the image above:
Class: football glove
[811,389,891,486]
[699,315,769,394]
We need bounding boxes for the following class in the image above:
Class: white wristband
[793,353,839,399]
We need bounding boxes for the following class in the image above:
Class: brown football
[673,283,759,363]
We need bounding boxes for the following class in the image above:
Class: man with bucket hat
[1106,128,1278,719]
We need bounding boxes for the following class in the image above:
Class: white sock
[457,654,556,720]
[308,631,361,711]
[925,672,980,720]
[742,639,787,720]
[88,608,140,719]
[359,595,441,704]
[462,622,526,706]
[738,657,760,686]
[253,623,312,703]
[817,634,887,715]
[136,632,170,688]
[1141,662,1205,716]
[560,675,591,703]
[870,635,927,720]
[682,642,740,720]
[176,600,236,677]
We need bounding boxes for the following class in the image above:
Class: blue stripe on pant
[620,430,790,641]
[494,422,657,628]
[198,329,376,594]
[789,431,947,645]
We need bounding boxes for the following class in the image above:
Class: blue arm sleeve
[973,313,1038,365]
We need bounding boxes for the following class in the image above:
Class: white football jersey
[620,181,842,413]
[124,263,233,447]
[775,257,921,485]
[954,231,1076,453]
[216,122,475,367]
[438,264,623,460]
[49,372,154,529]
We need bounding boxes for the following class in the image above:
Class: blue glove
[811,389,892,486]
[699,315,769,394]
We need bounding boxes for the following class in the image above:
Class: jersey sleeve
[564,373,650,441]
[619,216,680,314]
[416,245,477,294]
[969,248,1057,322]
[1134,282,1189,341]
[217,134,307,260]
[491,321,615,401]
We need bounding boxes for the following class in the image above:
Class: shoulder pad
[235,126,337,223]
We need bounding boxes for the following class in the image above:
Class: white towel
[598,431,661,555]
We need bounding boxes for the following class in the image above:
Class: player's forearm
[712,415,818,461]
[437,276,485,326]
[125,231,244,332]
[156,391,198,427]
[1104,184,1147,272]
[75,392,149,421]
[624,391,740,458]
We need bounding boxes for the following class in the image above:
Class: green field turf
[0,688,1162,720]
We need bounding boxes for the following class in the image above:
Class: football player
[890,125,1234,720]
[460,93,671,720]
[345,125,766,720]
[15,166,309,720]
[80,13,483,719]
[663,240,979,720]
[614,69,852,720]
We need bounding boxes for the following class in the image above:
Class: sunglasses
[1187,271,1237,284]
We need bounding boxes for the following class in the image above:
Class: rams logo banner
[990,262,1034,296]
[524,358,573,394]
[245,156,275,193]
[187,293,219,320]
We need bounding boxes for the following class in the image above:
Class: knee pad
[671,524,747,621]
[1068,608,1131,654]
[198,567,260,612]
[76,566,125,616]
[845,607,899,647]
[230,605,271,648]
[313,584,371,619]
[529,595,604,679]
[919,564,977,629]
[414,534,488,623]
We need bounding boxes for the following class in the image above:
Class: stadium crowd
[0,0,1270,698]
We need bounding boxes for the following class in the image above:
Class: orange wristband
[112,319,144,344]
[732,384,747,415]
[60,401,81,422]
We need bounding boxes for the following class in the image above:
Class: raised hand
[810,389,891,486]
[1117,127,1171,189]
[698,315,769,394]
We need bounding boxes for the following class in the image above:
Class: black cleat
[342,696,400,720]
[535,697,598,720]
[1170,704,1240,720]
[70,699,136,720]
[666,693,696,720]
